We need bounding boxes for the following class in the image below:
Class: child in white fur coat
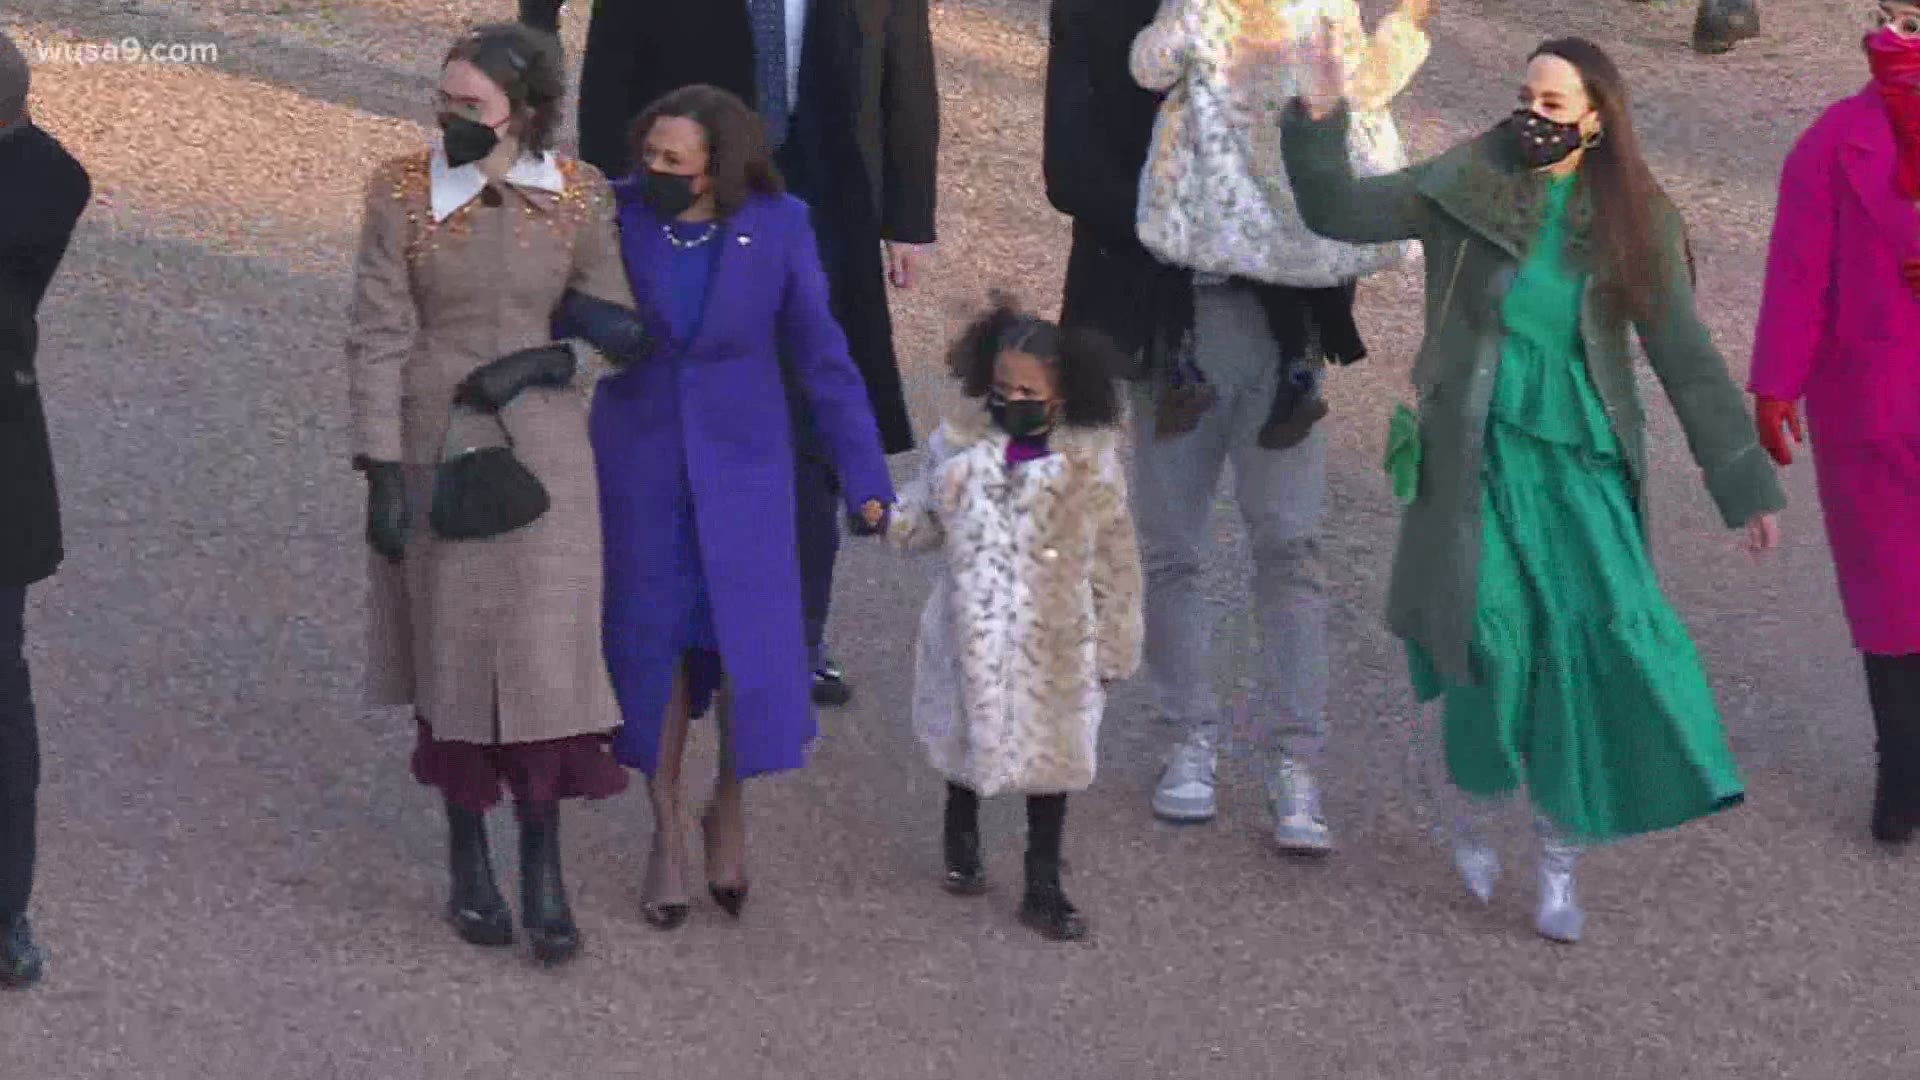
[886,295,1144,943]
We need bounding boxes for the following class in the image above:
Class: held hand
[1296,20,1347,119]
[849,499,890,536]
[1753,395,1804,467]
[1743,513,1781,564]
[885,243,933,290]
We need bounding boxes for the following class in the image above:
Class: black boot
[518,802,581,966]
[0,915,43,989]
[1691,0,1760,54]
[1866,656,1919,846]
[445,803,514,947]
[1017,795,1086,942]
[943,783,986,895]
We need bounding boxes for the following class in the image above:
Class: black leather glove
[359,459,410,563]
[555,289,655,367]
[453,344,577,413]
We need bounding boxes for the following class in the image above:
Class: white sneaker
[1268,756,1333,855]
[1152,737,1218,823]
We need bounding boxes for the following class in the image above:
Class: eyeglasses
[1871,4,1920,36]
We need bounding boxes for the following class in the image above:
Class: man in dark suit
[520,0,938,706]
[0,30,92,989]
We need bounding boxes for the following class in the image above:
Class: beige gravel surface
[0,1,1915,1077]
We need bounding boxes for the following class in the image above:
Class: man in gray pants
[1131,281,1332,852]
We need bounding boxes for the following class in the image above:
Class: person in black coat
[518,0,938,706]
[1044,0,1173,367]
[0,30,92,989]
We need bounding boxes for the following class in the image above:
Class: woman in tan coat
[344,23,640,966]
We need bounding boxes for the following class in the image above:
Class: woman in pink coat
[1751,2,1920,848]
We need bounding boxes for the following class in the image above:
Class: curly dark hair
[946,291,1125,430]
[629,85,785,216]
[443,23,566,155]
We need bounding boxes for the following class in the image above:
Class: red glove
[1904,257,1920,302]
[1754,396,1804,467]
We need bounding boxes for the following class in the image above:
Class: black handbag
[428,404,550,541]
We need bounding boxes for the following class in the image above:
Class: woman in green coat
[1282,37,1784,943]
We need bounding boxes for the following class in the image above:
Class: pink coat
[1751,87,1920,654]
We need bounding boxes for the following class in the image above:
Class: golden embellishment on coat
[385,152,610,268]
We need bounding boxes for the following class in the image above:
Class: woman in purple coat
[587,85,894,929]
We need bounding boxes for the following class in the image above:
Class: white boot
[1450,812,1499,904]
[1534,817,1585,944]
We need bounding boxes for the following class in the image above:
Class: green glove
[1384,402,1421,506]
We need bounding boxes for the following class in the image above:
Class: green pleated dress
[1406,173,1745,844]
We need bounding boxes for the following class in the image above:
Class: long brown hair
[628,84,784,217]
[1531,38,1675,323]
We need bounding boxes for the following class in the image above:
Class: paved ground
[0,0,1914,1077]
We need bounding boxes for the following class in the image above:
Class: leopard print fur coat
[1132,0,1428,287]
[888,409,1145,797]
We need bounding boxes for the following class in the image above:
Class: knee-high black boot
[943,783,986,895]
[446,802,514,947]
[1865,655,1919,846]
[0,797,42,988]
[1019,795,1086,942]
[518,801,580,965]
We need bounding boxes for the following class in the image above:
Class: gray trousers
[1130,281,1330,763]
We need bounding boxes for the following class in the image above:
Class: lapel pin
[737,234,752,246]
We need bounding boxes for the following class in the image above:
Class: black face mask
[1504,108,1590,170]
[989,397,1055,439]
[642,170,701,217]
[439,114,501,168]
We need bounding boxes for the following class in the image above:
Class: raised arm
[345,162,417,465]
[1130,0,1199,92]
[1331,0,1431,113]
[1280,102,1425,245]
[1748,122,1839,405]
[1637,211,1786,528]
[881,0,940,244]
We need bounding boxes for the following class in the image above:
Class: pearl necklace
[663,221,719,250]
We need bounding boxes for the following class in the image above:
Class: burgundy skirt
[411,715,630,813]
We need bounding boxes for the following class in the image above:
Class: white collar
[428,146,566,222]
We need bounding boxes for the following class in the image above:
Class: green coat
[1282,107,1785,684]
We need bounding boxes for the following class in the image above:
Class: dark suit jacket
[1044,0,1177,362]
[533,0,935,453]
[0,124,90,586]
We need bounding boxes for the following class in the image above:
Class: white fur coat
[888,412,1145,797]
[1132,0,1428,286]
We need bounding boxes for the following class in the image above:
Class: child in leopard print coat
[887,296,1145,943]
[1131,0,1430,448]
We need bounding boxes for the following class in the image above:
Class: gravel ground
[0,1,1915,1078]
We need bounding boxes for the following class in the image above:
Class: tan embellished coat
[889,410,1145,796]
[344,151,634,745]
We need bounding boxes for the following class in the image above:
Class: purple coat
[591,189,895,777]
[1751,87,1920,654]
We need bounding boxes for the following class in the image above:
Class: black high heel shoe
[701,804,751,919]
[445,803,515,948]
[517,802,581,966]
